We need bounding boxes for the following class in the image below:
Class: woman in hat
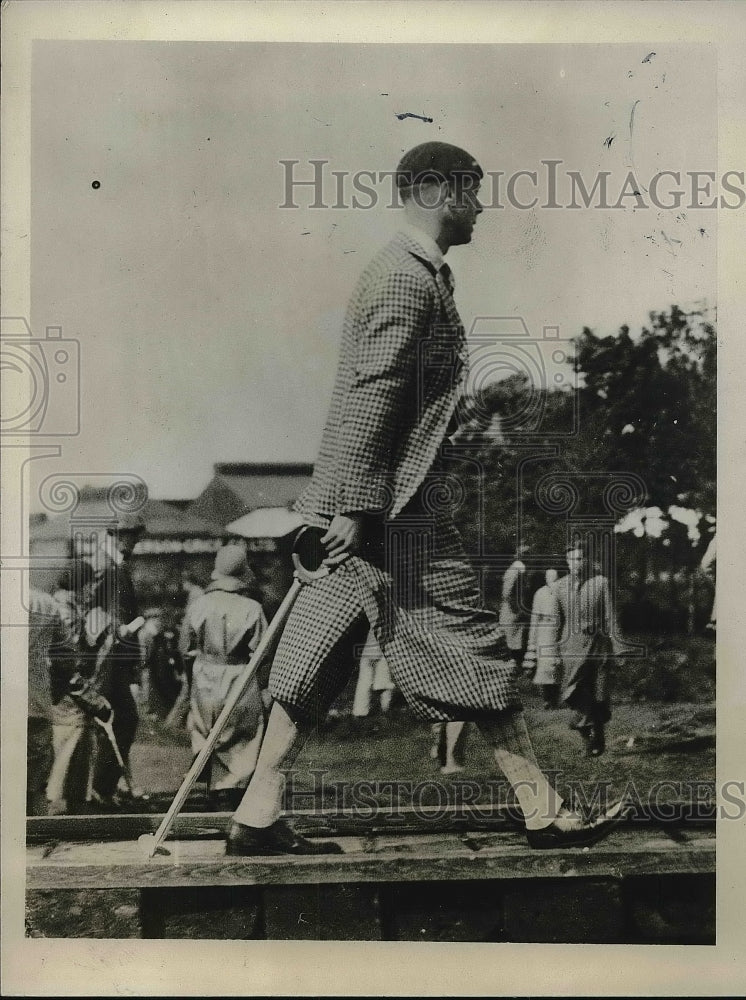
[180,545,268,810]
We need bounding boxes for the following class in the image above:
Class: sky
[29,40,717,501]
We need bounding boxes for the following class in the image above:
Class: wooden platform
[25,808,716,942]
[27,826,714,889]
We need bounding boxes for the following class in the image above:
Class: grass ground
[130,692,715,806]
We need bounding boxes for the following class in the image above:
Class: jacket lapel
[392,232,469,379]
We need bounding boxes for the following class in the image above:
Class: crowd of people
[27,510,622,816]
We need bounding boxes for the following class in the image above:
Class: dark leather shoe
[526,800,629,850]
[587,724,606,757]
[225,819,344,856]
[502,803,527,831]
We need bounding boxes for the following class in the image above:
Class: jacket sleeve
[249,609,268,653]
[337,270,433,513]
[178,608,196,657]
[601,577,626,659]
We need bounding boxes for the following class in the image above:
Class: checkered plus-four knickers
[269,505,521,723]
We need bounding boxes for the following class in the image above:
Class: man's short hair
[566,537,603,571]
[396,141,483,201]
[566,537,596,558]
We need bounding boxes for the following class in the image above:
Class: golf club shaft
[146,576,303,855]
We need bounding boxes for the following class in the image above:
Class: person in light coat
[180,545,268,810]
[47,560,97,814]
[27,588,77,815]
[498,544,531,670]
[524,568,563,709]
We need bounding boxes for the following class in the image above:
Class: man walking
[553,539,622,756]
[227,142,625,855]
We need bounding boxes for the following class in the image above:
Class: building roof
[214,463,313,509]
[30,497,225,542]
[191,463,313,526]
[226,507,304,539]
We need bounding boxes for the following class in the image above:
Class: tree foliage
[448,306,716,629]
[572,305,715,521]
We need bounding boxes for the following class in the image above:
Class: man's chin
[449,230,473,248]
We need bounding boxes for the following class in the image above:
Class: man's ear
[442,181,457,208]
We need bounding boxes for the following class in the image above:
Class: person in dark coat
[553,539,624,756]
[89,511,146,807]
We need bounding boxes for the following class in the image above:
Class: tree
[572,305,715,527]
[448,306,716,631]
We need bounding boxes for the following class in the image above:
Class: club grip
[291,525,331,582]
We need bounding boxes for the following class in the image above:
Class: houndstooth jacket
[296,230,468,525]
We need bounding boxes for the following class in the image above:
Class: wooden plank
[263,884,382,940]
[26,800,717,843]
[26,829,715,890]
[625,872,716,944]
[380,879,506,942]
[27,813,229,844]
[139,886,263,940]
[503,878,625,943]
[24,805,526,842]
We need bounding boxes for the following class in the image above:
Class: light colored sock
[352,658,374,717]
[233,701,310,828]
[233,769,285,828]
[479,710,564,831]
[444,721,466,768]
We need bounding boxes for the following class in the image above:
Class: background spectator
[180,545,268,810]
[27,588,76,816]
[524,567,563,710]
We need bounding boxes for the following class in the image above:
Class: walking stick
[138,527,331,858]
[94,712,137,797]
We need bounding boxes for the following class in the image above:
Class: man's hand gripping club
[320,513,366,565]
